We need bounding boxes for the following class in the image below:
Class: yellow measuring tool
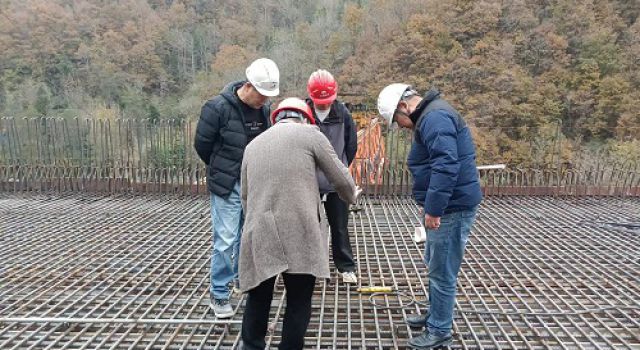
[356,286,395,293]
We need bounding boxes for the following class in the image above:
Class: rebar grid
[1,194,638,349]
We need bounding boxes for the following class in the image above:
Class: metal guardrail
[1,117,638,196]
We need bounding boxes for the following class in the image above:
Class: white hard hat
[246,58,280,97]
[377,83,410,124]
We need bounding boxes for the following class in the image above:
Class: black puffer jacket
[194,81,271,197]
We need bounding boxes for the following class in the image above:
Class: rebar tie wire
[369,291,640,316]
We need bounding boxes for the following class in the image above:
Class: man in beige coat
[239,98,358,350]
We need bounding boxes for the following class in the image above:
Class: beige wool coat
[239,120,357,292]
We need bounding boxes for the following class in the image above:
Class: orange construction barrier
[349,119,386,186]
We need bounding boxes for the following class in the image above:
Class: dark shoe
[408,331,452,349]
[406,313,428,328]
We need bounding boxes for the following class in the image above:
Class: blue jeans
[210,182,244,300]
[424,207,478,337]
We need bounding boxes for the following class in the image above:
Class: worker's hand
[424,214,441,230]
[354,185,363,200]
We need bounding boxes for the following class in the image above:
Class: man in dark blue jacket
[306,69,359,284]
[194,58,279,318]
[378,84,482,349]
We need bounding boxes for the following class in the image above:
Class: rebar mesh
[1,194,638,349]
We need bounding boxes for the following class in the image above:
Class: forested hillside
[1,0,638,167]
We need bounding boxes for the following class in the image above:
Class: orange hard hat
[271,97,316,125]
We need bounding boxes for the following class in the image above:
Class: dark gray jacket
[194,81,271,197]
[306,99,358,193]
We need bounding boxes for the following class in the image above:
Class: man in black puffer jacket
[194,58,279,318]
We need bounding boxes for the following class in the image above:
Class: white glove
[414,226,426,243]
[354,185,363,200]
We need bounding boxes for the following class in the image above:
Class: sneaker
[209,296,235,318]
[340,271,358,284]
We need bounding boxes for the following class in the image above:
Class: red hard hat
[307,69,338,105]
[271,97,316,125]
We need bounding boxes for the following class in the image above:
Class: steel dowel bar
[378,197,427,339]
[368,198,401,348]
[359,196,383,348]
[522,197,639,308]
[521,198,639,345]
[8,198,207,350]
[39,198,205,348]
[354,199,367,349]
[459,226,550,349]
[464,204,570,348]
[91,217,216,349]
[0,317,241,325]
[0,196,171,303]
[0,198,175,347]
[480,198,598,348]
[362,197,392,348]
[517,198,637,346]
[484,197,637,348]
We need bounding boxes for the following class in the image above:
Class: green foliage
[607,139,640,165]
[0,80,6,112]
[35,84,52,116]
[150,143,186,168]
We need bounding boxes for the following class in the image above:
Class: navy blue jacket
[193,81,271,197]
[407,90,482,216]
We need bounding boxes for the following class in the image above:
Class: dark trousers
[241,273,316,350]
[323,192,356,272]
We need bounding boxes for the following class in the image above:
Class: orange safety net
[349,120,386,186]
